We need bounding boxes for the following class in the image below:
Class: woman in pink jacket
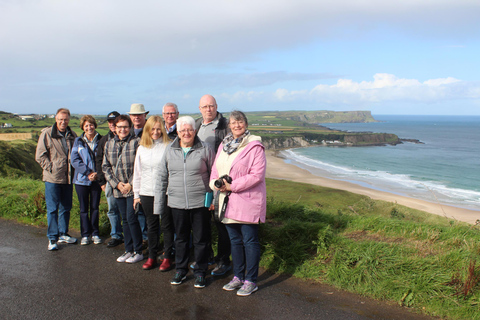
[209,110,266,296]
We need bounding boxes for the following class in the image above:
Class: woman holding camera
[133,116,172,270]
[209,110,266,296]
[155,116,214,288]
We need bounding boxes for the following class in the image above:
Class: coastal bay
[265,150,479,224]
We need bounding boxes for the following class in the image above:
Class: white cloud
[223,74,479,107]
[0,0,479,73]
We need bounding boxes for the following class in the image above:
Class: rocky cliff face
[261,137,310,150]
[261,133,400,150]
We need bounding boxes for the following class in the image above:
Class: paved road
[0,219,435,320]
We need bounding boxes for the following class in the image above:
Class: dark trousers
[162,202,175,259]
[214,219,231,265]
[75,182,101,237]
[172,207,210,276]
[140,195,159,259]
[116,196,143,253]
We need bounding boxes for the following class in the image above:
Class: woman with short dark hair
[71,115,103,245]
[103,114,144,264]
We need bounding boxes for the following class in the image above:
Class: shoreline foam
[265,150,479,225]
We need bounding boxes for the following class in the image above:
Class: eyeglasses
[178,129,195,134]
[116,126,130,130]
[200,105,216,110]
[163,112,177,116]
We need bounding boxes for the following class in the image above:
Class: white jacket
[133,140,168,198]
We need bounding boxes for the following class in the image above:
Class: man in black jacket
[96,111,123,247]
[195,94,231,276]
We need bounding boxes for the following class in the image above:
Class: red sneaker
[142,258,156,270]
[159,258,173,272]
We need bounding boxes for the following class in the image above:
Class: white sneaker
[92,235,102,244]
[125,253,144,264]
[117,252,133,263]
[58,234,77,244]
[48,240,58,251]
[80,237,91,245]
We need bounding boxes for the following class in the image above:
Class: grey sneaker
[48,240,58,251]
[92,235,102,244]
[58,234,77,244]
[237,281,258,296]
[80,237,91,245]
[223,276,244,291]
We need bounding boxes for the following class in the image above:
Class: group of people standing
[35,95,267,296]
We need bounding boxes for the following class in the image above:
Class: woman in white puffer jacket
[133,116,171,270]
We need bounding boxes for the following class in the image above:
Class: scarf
[222,130,250,155]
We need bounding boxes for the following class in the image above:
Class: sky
[1,0,480,116]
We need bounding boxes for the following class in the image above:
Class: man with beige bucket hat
[128,103,149,245]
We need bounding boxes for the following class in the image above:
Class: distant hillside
[265,110,377,124]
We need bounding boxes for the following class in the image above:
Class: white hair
[176,116,196,131]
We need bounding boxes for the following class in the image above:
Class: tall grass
[262,179,480,320]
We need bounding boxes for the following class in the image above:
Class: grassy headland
[1,111,478,319]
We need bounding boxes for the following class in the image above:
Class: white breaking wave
[281,149,480,210]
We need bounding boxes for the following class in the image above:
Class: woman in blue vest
[71,115,103,246]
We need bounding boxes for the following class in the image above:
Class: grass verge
[2,176,479,319]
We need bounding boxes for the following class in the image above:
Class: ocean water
[281,115,480,211]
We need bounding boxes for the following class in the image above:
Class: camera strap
[214,191,231,222]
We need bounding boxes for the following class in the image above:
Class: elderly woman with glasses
[102,114,143,264]
[209,110,266,296]
[155,116,214,288]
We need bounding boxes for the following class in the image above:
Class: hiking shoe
[194,276,206,288]
[58,234,77,244]
[170,272,187,285]
[190,261,196,269]
[80,237,91,245]
[107,238,123,247]
[48,240,58,251]
[125,252,144,264]
[117,252,133,263]
[223,276,244,291]
[211,263,232,276]
[237,281,258,296]
[92,235,102,244]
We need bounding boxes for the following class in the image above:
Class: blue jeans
[45,182,73,241]
[225,224,260,283]
[106,192,122,239]
[116,196,143,253]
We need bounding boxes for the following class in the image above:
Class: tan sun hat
[128,103,149,115]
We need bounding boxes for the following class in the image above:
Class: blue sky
[1,0,479,116]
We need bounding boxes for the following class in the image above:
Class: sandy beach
[265,151,479,225]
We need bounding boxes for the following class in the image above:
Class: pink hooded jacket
[210,139,267,224]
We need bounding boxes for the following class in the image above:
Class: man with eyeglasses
[36,108,78,250]
[162,102,179,140]
[195,94,232,276]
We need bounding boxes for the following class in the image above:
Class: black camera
[214,175,232,188]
